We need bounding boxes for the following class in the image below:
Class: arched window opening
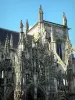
[25,85,46,100]
[56,39,62,59]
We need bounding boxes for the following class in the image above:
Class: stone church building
[0,6,75,100]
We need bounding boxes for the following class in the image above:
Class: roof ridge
[0,27,19,33]
[43,20,68,28]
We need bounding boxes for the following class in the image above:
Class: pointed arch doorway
[25,84,46,100]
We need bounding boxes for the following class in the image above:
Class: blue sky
[0,0,75,46]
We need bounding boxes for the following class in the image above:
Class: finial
[20,20,23,32]
[39,5,43,22]
[63,12,65,16]
[39,5,43,14]
[63,12,67,27]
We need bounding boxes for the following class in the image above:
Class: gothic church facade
[0,6,75,100]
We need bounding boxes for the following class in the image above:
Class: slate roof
[0,28,19,48]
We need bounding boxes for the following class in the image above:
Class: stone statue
[63,12,67,27]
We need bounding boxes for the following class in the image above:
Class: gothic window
[26,74,30,84]
[56,40,62,59]
[7,78,11,84]
[26,74,29,80]
[39,62,45,82]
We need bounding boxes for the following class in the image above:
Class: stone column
[33,42,38,100]
[14,53,22,100]
[32,41,39,100]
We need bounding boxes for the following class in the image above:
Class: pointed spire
[4,34,10,56]
[20,20,23,33]
[10,34,13,48]
[19,20,24,42]
[25,19,29,33]
[39,5,43,14]
[63,12,67,27]
[39,5,43,22]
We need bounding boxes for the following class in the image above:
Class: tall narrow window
[2,70,4,78]
[56,40,62,59]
